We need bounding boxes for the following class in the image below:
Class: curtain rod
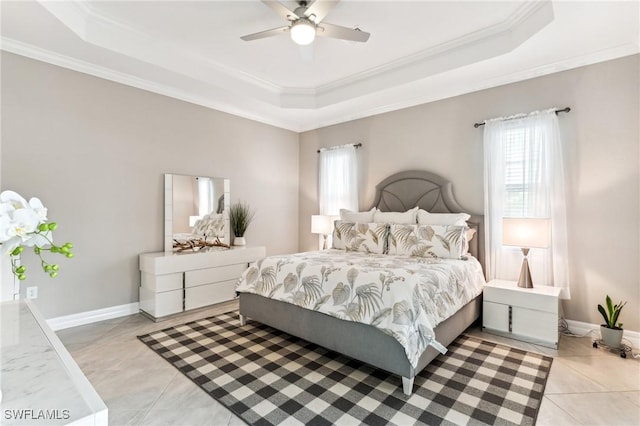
[473,107,571,128]
[317,143,362,153]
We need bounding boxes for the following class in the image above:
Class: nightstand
[483,279,561,349]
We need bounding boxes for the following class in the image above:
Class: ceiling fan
[241,0,370,46]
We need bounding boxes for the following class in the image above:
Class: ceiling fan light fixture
[290,19,316,45]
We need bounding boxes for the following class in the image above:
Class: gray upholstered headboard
[369,170,485,272]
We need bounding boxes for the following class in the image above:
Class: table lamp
[502,217,550,288]
[311,215,336,250]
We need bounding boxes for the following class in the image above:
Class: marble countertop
[1,300,107,425]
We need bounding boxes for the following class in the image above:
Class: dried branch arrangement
[173,237,230,252]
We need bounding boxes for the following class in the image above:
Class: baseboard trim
[44,304,640,349]
[47,302,140,331]
[564,319,639,349]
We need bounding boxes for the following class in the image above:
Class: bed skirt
[238,293,481,380]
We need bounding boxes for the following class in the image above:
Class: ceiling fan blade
[304,0,339,23]
[261,0,299,21]
[240,26,290,41]
[317,22,370,42]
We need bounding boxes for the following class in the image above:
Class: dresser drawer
[140,286,183,317]
[185,279,237,310]
[184,263,248,288]
[141,272,183,292]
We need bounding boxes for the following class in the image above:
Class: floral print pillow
[332,221,388,254]
[388,224,467,259]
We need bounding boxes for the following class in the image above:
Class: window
[483,109,570,298]
[318,145,358,216]
[502,126,543,217]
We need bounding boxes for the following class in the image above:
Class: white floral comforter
[235,250,485,367]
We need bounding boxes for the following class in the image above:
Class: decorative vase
[234,236,246,246]
[600,325,623,348]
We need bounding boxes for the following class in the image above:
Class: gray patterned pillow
[332,221,388,254]
[388,224,467,259]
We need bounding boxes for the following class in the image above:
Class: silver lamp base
[517,247,533,288]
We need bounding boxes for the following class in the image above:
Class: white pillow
[373,207,419,224]
[340,207,376,223]
[417,209,470,226]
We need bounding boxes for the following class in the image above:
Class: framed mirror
[164,174,230,252]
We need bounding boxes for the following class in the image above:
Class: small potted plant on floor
[229,201,254,246]
[597,295,626,348]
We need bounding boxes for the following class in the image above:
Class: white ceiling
[1,1,638,132]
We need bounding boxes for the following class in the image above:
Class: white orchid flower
[0,190,72,281]
[0,215,16,244]
[9,208,42,242]
[0,201,15,217]
[28,197,48,222]
[0,190,29,211]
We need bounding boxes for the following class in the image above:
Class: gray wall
[3,50,638,331]
[299,55,640,331]
[1,52,299,319]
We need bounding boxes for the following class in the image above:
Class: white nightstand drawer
[512,308,558,343]
[482,280,561,349]
[483,301,509,332]
[484,284,559,314]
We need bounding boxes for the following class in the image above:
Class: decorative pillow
[339,207,376,223]
[192,213,224,238]
[332,221,388,254]
[417,209,470,226]
[388,224,467,259]
[373,207,419,224]
[464,228,477,254]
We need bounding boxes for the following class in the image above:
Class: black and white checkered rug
[138,311,552,426]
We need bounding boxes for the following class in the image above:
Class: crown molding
[0,37,303,132]
[3,36,637,133]
[299,45,640,132]
[38,0,284,103]
[37,0,554,110]
[314,1,553,96]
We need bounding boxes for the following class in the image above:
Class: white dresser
[139,246,265,320]
[483,279,561,349]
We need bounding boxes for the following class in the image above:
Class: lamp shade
[502,217,550,248]
[311,215,335,235]
[290,19,316,45]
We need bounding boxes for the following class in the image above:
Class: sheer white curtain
[319,145,358,216]
[483,109,570,298]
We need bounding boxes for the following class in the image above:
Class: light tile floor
[57,301,640,425]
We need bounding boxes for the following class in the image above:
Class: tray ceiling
[1,1,638,132]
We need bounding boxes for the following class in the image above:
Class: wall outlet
[26,286,38,299]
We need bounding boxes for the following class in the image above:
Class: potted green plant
[597,295,626,348]
[229,201,254,246]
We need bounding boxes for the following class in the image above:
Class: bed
[236,170,485,395]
